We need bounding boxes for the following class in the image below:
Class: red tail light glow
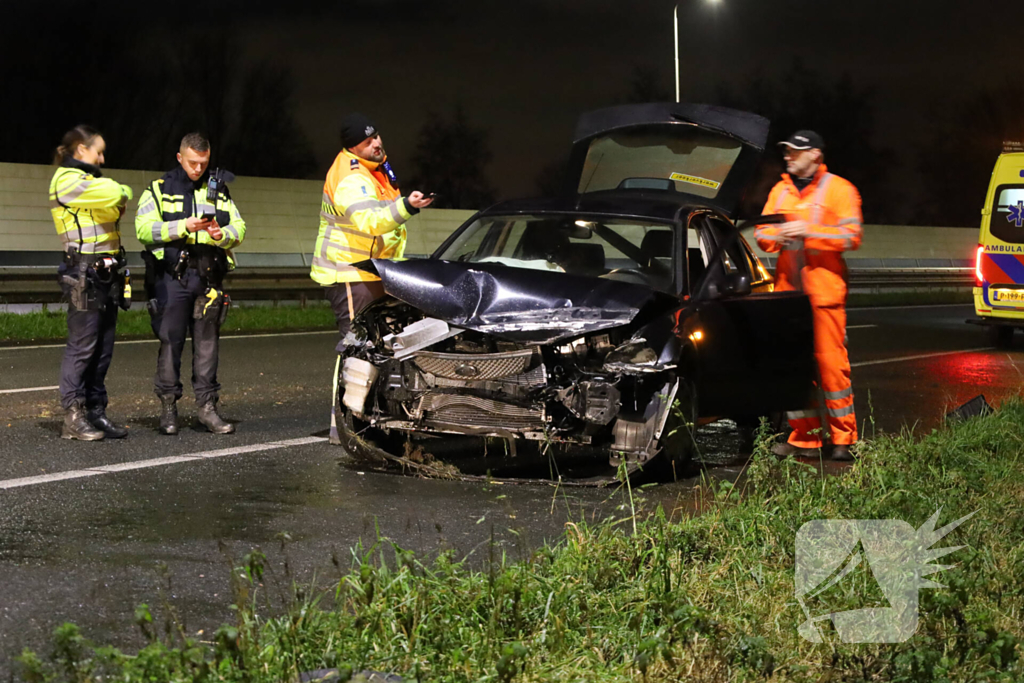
[975,245,985,286]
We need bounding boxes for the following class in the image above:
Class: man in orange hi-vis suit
[755,131,863,461]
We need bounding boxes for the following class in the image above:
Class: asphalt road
[0,304,1018,671]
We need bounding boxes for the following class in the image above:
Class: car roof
[477,191,716,223]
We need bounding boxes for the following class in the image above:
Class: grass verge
[17,405,1024,682]
[0,304,336,344]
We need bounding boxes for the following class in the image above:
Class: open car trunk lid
[355,258,680,344]
[564,103,769,218]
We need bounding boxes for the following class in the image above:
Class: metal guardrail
[0,265,976,306]
[0,266,327,305]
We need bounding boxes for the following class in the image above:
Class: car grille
[416,393,545,431]
[413,349,534,381]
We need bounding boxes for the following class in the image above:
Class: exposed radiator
[416,392,545,430]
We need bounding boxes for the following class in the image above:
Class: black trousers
[152,268,222,404]
[326,281,385,352]
[59,278,119,411]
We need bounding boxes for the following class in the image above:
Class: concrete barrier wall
[741,225,978,263]
[0,162,474,264]
[3,161,978,264]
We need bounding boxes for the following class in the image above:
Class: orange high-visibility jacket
[754,164,863,306]
[310,150,413,285]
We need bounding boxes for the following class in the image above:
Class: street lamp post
[674,4,680,102]
[675,0,720,103]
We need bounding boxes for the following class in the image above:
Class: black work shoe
[771,441,821,459]
[831,445,855,462]
[197,401,234,434]
[62,402,105,441]
[159,395,179,435]
[87,407,128,439]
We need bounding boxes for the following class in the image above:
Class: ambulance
[971,143,1024,347]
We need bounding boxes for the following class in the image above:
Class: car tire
[989,325,1014,349]
[649,377,698,482]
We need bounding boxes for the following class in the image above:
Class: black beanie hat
[340,113,378,149]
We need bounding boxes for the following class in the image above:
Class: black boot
[62,401,105,441]
[197,400,234,434]
[159,395,179,435]
[87,407,128,439]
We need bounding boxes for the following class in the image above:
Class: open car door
[678,214,817,418]
[564,103,769,219]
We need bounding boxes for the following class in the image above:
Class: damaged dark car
[335,103,816,481]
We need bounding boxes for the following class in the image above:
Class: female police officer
[50,125,134,440]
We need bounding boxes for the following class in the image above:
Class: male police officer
[135,132,245,435]
[310,113,433,442]
[754,131,862,461]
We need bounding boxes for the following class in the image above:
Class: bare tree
[408,106,497,210]
[718,60,897,222]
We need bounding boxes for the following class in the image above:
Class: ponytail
[54,125,101,165]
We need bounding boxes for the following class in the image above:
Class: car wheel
[989,325,1014,349]
[649,377,698,482]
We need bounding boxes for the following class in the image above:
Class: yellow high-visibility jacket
[49,161,133,255]
[135,175,246,267]
[310,150,415,285]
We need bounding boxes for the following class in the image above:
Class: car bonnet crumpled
[354,258,679,344]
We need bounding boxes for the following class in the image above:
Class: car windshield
[436,215,675,291]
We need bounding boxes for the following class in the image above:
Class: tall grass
[18,401,1024,682]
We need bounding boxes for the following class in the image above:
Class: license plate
[992,289,1024,302]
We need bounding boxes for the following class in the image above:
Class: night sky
[4,0,1023,221]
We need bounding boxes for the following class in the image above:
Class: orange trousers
[786,302,857,448]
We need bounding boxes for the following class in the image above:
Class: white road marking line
[852,347,994,368]
[0,385,58,394]
[846,324,877,330]
[0,436,329,490]
[0,330,335,352]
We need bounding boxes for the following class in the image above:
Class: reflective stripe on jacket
[49,164,133,255]
[135,178,246,267]
[310,150,413,285]
[754,164,863,307]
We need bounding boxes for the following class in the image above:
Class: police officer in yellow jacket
[311,113,433,442]
[135,132,245,435]
[50,125,134,441]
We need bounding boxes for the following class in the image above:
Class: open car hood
[356,259,680,344]
[564,103,769,218]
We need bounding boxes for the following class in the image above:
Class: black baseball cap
[340,113,379,149]
[778,130,825,151]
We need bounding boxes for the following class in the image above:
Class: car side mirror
[722,273,751,297]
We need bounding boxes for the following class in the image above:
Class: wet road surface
[1,304,1020,669]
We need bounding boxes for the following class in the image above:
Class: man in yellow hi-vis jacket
[312,113,433,442]
[311,113,434,346]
